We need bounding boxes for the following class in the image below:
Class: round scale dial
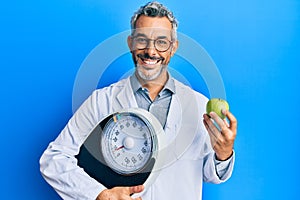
[101,112,155,175]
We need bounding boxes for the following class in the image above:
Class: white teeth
[144,60,157,65]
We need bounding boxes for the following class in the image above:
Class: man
[40,2,237,200]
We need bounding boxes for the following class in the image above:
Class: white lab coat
[40,76,234,200]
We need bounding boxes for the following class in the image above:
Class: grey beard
[136,64,167,81]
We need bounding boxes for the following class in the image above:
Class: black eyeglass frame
[131,36,173,52]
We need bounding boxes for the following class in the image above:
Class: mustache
[137,54,164,61]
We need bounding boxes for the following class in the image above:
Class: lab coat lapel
[160,89,182,164]
[114,78,138,110]
[162,80,200,162]
[164,94,181,137]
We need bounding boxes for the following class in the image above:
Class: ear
[170,40,179,57]
[127,35,133,52]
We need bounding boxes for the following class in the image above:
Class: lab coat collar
[115,78,138,110]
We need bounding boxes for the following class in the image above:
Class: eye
[135,37,148,44]
[156,39,168,46]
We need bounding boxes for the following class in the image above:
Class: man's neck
[136,71,168,101]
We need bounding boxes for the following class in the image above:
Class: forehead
[134,15,172,38]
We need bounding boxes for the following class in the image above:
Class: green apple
[206,98,229,119]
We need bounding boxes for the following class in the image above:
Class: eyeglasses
[132,36,173,52]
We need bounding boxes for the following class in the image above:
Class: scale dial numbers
[101,113,153,175]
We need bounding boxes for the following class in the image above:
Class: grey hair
[130,1,178,40]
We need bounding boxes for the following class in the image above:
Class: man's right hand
[96,185,144,200]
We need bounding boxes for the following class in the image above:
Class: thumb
[128,185,144,195]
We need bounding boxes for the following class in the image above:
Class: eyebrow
[133,33,169,39]
[133,33,147,37]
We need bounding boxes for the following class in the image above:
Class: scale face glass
[100,112,156,175]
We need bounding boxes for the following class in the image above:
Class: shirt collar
[130,72,176,94]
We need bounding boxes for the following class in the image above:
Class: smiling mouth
[137,54,163,66]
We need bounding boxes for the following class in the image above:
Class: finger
[203,118,217,147]
[129,185,144,195]
[208,112,228,132]
[225,110,237,132]
[133,197,142,200]
[203,119,217,146]
[222,116,230,127]
[203,115,223,144]
[203,114,222,137]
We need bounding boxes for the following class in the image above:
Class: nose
[145,40,157,55]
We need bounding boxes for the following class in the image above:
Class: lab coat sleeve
[202,132,235,183]
[214,151,235,179]
[39,90,107,200]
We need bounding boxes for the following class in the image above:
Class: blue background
[1,0,299,199]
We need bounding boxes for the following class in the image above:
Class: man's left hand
[203,110,237,161]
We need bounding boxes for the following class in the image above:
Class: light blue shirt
[130,73,175,128]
